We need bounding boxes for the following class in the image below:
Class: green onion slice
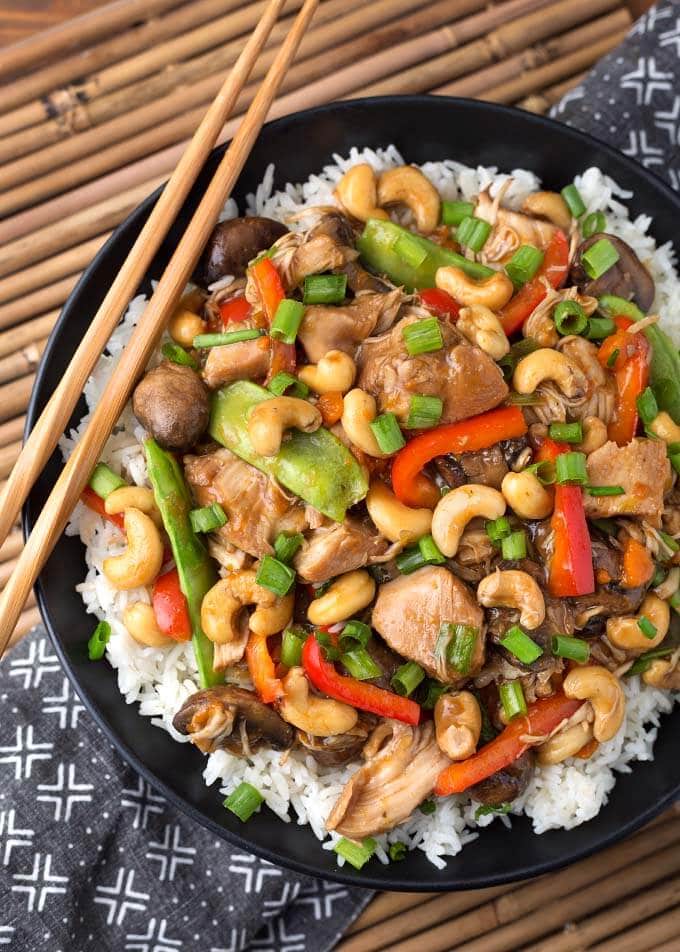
[549,421,583,444]
[194,329,264,348]
[499,680,527,721]
[88,462,126,500]
[444,623,479,675]
[315,630,341,662]
[224,782,264,822]
[270,299,305,344]
[486,515,512,543]
[334,837,376,870]
[659,530,680,556]
[419,799,436,815]
[582,210,606,239]
[419,534,446,565]
[405,394,443,430]
[554,300,588,337]
[189,502,227,533]
[551,634,590,663]
[281,628,306,668]
[421,679,448,709]
[87,620,111,661]
[161,341,198,368]
[370,412,405,454]
[627,646,676,676]
[303,273,347,305]
[524,460,556,485]
[389,842,407,861]
[396,546,426,575]
[255,555,296,597]
[268,371,309,398]
[475,802,512,820]
[555,451,588,485]
[501,530,527,561]
[561,184,586,218]
[582,238,620,280]
[273,531,304,564]
[339,619,371,651]
[391,661,425,697]
[506,244,544,287]
[585,316,616,340]
[457,216,492,252]
[402,317,444,356]
[637,615,658,640]
[585,485,625,497]
[636,386,659,425]
[442,200,474,226]
[341,647,382,681]
[500,625,543,664]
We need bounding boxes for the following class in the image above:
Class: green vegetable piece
[334,837,376,869]
[224,782,264,822]
[88,620,111,661]
[475,802,512,820]
[161,341,197,368]
[389,842,407,861]
[256,555,296,597]
[88,462,126,499]
[189,502,227,534]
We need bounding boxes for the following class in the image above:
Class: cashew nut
[298,350,356,395]
[434,691,481,761]
[307,570,375,626]
[435,265,514,310]
[377,165,440,233]
[501,470,553,520]
[341,388,390,458]
[366,479,432,545]
[457,305,510,360]
[169,307,207,348]
[648,411,680,446]
[513,348,586,398]
[431,484,506,558]
[537,720,594,765]
[280,667,358,736]
[335,164,388,223]
[477,569,546,630]
[123,602,173,648]
[642,658,680,690]
[576,416,608,455]
[248,396,322,457]
[563,666,626,742]
[102,508,164,590]
[606,593,670,654]
[201,570,293,646]
[521,191,572,230]
[104,485,162,527]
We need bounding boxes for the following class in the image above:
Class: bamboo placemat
[2,1,677,947]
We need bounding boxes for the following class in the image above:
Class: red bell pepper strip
[302,635,421,725]
[246,630,283,704]
[152,568,192,642]
[537,438,595,597]
[498,230,570,336]
[419,287,460,321]
[250,257,285,322]
[391,405,527,509]
[598,316,651,446]
[219,296,252,326]
[81,487,125,531]
[434,693,583,795]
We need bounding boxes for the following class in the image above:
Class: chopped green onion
[303,273,347,305]
[389,841,407,862]
[586,316,616,340]
[339,620,371,651]
[405,394,443,430]
[499,681,527,721]
[87,620,111,661]
[255,555,296,596]
[596,294,644,322]
[486,515,512,543]
[555,451,588,485]
[268,371,309,398]
[391,661,425,697]
[224,782,264,822]
[582,210,606,238]
[549,421,583,443]
[456,216,492,252]
[189,502,227,533]
[270,299,305,344]
[194,329,264,348]
[161,341,197,368]
[651,565,667,588]
[506,245,544,287]
[501,530,526,561]
[88,462,126,499]
[553,300,588,336]
[313,579,333,598]
[341,647,382,680]
[627,646,676,676]
[551,634,590,663]
[507,393,542,406]
[637,386,659,425]
[499,338,539,378]
[334,837,376,870]
[475,802,512,820]
[606,348,620,369]
[273,531,304,564]
[419,799,436,815]
[475,690,498,745]
[402,318,444,356]
[561,184,586,218]
[442,200,474,226]
[585,485,625,497]
[659,530,680,555]
[395,232,429,267]
[419,534,446,565]
[592,518,618,535]
[524,460,556,485]
[582,238,620,280]
[500,625,543,664]
[421,679,448,709]
[370,412,405,454]
[444,623,478,675]
[671,590,680,614]
[315,630,341,662]
[281,628,306,667]
[637,615,658,640]
[396,546,426,575]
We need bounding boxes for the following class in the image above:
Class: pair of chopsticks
[0,0,320,657]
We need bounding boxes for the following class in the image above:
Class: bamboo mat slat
[1,1,676,949]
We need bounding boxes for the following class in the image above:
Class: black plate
[26,97,680,890]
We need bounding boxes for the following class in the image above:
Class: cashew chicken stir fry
[87,162,680,859]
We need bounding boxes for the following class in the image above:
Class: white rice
[61,147,680,869]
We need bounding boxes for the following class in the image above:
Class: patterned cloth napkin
[2,3,678,948]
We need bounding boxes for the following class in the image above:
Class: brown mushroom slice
[569,233,655,311]
[297,717,374,767]
[326,720,451,839]
[194,216,288,286]
[132,361,209,451]
[173,686,294,756]
[470,749,535,806]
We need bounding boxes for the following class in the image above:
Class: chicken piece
[372,566,485,681]
[555,335,616,423]
[298,289,403,362]
[475,190,557,264]
[294,517,389,583]
[289,232,357,287]
[202,319,271,389]
[357,313,508,426]
[184,448,307,558]
[583,439,670,527]
[326,720,450,838]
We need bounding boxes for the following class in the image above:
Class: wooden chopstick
[0,0,320,658]
[0,0,287,550]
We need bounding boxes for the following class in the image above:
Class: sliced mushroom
[173,686,294,756]
[470,749,535,806]
[297,717,374,767]
[195,216,288,286]
[569,233,655,311]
